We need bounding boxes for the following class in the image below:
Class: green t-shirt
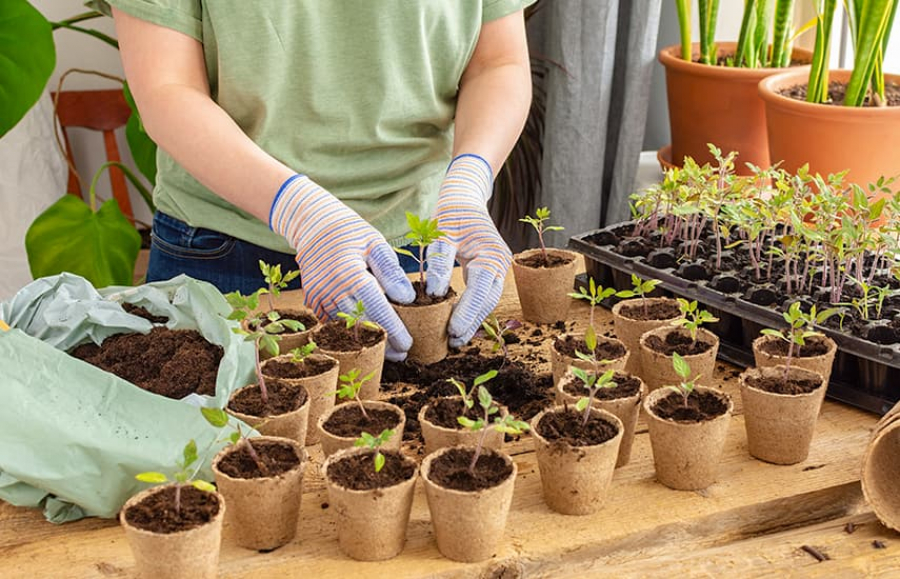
[96,0,534,253]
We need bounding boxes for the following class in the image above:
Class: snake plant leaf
[123,82,158,187]
[0,0,55,137]
[25,195,141,288]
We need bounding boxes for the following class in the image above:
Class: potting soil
[644,330,714,356]
[617,300,682,321]
[327,450,415,491]
[745,374,822,396]
[756,335,833,358]
[553,334,626,359]
[515,252,574,268]
[262,357,337,380]
[423,396,485,429]
[653,390,729,423]
[323,405,402,438]
[428,447,513,492]
[537,407,619,446]
[216,439,301,479]
[227,379,308,416]
[562,372,642,400]
[315,320,385,351]
[124,485,220,534]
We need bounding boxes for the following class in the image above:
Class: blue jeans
[147,212,421,295]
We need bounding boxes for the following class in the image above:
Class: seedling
[477,315,522,366]
[201,407,269,476]
[458,386,529,476]
[671,299,718,344]
[258,260,300,313]
[519,207,564,266]
[354,429,395,473]
[289,340,318,363]
[568,277,616,330]
[331,368,377,420]
[447,369,499,410]
[761,302,837,380]
[839,276,897,321]
[667,352,698,408]
[135,439,217,518]
[571,367,617,427]
[336,300,381,344]
[615,275,662,318]
[394,212,445,286]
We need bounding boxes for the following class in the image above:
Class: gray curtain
[531,1,662,247]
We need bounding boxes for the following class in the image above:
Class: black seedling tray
[570,225,900,416]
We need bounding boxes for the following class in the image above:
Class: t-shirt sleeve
[90,0,202,41]
[482,0,538,23]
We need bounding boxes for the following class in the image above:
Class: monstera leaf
[0,0,55,137]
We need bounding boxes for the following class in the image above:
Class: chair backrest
[53,89,134,220]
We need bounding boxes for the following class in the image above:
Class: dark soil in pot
[428,447,513,492]
[122,303,169,324]
[515,252,575,268]
[561,371,642,400]
[215,439,301,479]
[744,373,822,395]
[424,397,483,429]
[315,320,385,351]
[227,379,308,416]
[123,485,220,533]
[652,390,729,422]
[323,405,402,438]
[553,335,626,360]
[399,280,456,306]
[644,331,714,356]
[616,300,682,321]
[261,357,337,380]
[70,327,222,398]
[756,334,832,358]
[779,81,900,107]
[326,450,416,490]
[536,408,618,446]
[262,310,318,332]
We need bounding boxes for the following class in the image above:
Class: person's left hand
[426,154,512,348]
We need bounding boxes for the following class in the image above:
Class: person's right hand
[270,175,415,361]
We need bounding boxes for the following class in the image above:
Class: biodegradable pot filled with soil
[392,283,455,365]
[610,297,681,376]
[862,408,900,533]
[248,308,319,358]
[511,248,580,324]
[556,370,646,467]
[752,334,837,386]
[418,395,508,457]
[318,400,406,458]
[644,386,733,490]
[212,436,306,551]
[227,378,310,445]
[530,406,622,515]
[420,445,517,562]
[313,321,387,400]
[639,326,719,392]
[120,484,225,579]
[261,353,340,445]
[550,332,629,387]
[323,447,418,561]
[739,365,826,465]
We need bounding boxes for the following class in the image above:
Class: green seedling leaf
[575,397,590,412]
[584,325,598,353]
[135,472,168,484]
[672,352,691,380]
[374,452,385,473]
[477,385,493,411]
[201,407,230,428]
[473,370,498,388]
[182,440,199,469]
[191,480,217,493]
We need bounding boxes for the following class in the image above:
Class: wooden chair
[53,89,134,220]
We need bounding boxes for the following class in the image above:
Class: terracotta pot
[317,400,406,458]
[511,248,580,324]
[863,402,900,532]
[550,332,629,387]
[243,307,318,359]
[752,334,837,386]
[638,326,720,392]
[212,437,306,550]
[322,447,418,561]
[644,386,733,490]
[314,327,387,400]
[420,446,517,562]
[611,297,681,376]
[226,383,310,446]
[418,396,507,457]
[120,485,225,579]
[659,42,812,173]
[392,296,453,365]
[530,407,622,515]
[739,365,826,465]
[556,370,646,467]
[759,70,900,195]
[261,353,340,445]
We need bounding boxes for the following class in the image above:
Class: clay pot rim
[611,297,682,323]
[739,365,825,399]
[530,406,624,449]
[322,446,419,493]
[556,369,646,404]
[419,396,509,435]
[751,333,838,360]
[260,352,340,378]
[420,444,518,496]
[211,435,308,483]
[317,400,406,442]
[312,321,387,355]
[226,382,310,421]
[639,326,719,358]
[759,69,900,119]
[120,483,226,538]
[512,247,580,269]
[659,42,812,80]
[644,385,734,426]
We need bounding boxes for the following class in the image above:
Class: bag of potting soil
[0,273,256,522]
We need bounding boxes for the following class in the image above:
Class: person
[101,1,534,361]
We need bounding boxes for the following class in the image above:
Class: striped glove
[270,175,415,361]
[426,154,512,347]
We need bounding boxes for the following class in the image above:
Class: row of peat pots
[659,42,899,192]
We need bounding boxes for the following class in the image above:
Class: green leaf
[394,247,416,258]
[281,319,305,332]
[191,480,217,493]
[672,352,691,380]
[201,407,229,428]
[477,385,493,410]
[26,195,141,288]
[575,397,590,412]
[123,83,157,187]
[135,472,168,484]
[0,0,55,138]
[229,432,241,444]
[457,416,480,430]
[473,370,498,388]
[182,440,198,468]
[584,325,597,353]
[374,452,385,473]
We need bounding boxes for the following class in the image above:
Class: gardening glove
[427,154,512,348]
[270,174,415,361]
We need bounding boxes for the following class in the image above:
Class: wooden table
[2,270,897,578]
